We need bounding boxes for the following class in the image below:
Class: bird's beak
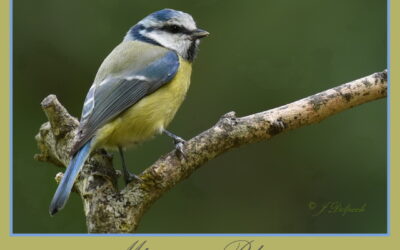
[191,28,210,39]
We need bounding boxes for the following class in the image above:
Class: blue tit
[49,9,209,215]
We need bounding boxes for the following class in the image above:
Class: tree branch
[34,70,387,233]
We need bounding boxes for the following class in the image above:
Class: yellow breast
[93,58,192,150]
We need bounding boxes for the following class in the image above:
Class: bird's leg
[118,146,141,185]
[162,129,186,158]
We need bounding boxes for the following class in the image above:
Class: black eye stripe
[160,24,191,34]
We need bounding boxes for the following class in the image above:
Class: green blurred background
[13,0,387,233]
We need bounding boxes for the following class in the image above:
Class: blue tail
[49,139,92,216]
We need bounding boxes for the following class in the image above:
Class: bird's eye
[171,25,180,32]
[165,25,182,33]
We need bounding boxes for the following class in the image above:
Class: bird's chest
[96,59,192,148]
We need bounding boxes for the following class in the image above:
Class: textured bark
[34,70,387,233]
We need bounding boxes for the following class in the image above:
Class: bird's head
[125,9,209,61]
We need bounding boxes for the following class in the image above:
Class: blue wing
[70,45,179,155]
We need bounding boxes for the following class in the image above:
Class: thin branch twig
[34,70,387,233]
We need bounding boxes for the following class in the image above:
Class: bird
[49,9,209,215]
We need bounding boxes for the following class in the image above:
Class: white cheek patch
[147,31,174,46]
[147,30,192,58]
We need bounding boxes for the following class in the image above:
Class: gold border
[0,0,11,241]
[1,0,398,249]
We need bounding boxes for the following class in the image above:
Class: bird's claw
[124,172,142,185]
[173,137,186,159]
[162,130,187,159]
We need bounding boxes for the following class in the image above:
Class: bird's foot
[173,136,186,159]
[162,129,187,159]
[123,171,142,185]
